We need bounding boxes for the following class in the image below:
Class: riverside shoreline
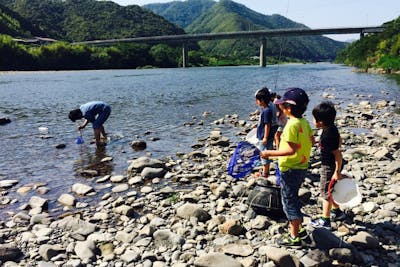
[0,97,399,267]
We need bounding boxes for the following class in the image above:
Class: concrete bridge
[73,26,385,67]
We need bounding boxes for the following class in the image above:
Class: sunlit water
[1,64,399,218]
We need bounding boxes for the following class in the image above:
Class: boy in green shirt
[261,87,314,247]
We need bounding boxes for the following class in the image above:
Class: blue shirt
[257,106,273,140]
[80,101,109,123]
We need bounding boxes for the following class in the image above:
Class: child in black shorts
[310,101,346,229]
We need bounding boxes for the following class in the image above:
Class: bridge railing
[72,26,384,45]
[70,26,385,67]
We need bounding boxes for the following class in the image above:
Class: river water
[0,63,399,218]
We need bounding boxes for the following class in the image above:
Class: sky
[111,0,400,41]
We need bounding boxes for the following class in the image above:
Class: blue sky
[112,0,400,41]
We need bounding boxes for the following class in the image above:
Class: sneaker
[310,218,332,230]
[277,236,302,248]
[331,209,346,221]
[283,228,308,240]
[298,228,308,239]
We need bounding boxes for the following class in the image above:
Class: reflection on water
[73,145,114,178]
[387,73,400,86]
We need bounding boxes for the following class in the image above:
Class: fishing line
[273,0,291,91]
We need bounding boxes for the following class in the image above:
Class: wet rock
[110,175,126,183]
[57,194,76,207]
[127,156,165,173]
[131,140,147,150]
[55,143,66,149]
[29,196,48,210]
[0,117,11,125]
[78,169,98,177]
[71,183,94,196]
[141,167,166,179]
[0,180,18,189]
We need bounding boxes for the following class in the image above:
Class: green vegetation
[336,17,400,72]
[0,0,190,70]
[1,0,347,70]
[143,0,215,29]
[168,193,180,205]
[0,34,198,70]
[0,0,185,41]
[146,0,345,61]
[0,2,43,37]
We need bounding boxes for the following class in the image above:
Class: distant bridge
[72,26,385,67]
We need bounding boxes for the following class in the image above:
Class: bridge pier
[182,43,188,68]
[259,37,267,67]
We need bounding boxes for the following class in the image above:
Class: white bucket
[246,128,259,146]
[331,178,362,209]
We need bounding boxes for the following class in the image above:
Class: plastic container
[75,136,84,144]
[245,128,258,146]
[38,127,49,134]
[329,178,362,209]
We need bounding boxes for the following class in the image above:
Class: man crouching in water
[69,101,111,147]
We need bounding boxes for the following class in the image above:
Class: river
[0,63,399,218]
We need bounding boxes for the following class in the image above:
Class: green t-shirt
[278,117,313,172]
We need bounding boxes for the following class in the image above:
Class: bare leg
[94,128,103,146]
[262,163,270,177]
[99,125,107,139]
[289,218,302,238]
[322,199,333,218]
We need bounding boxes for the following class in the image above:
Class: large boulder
[127,157,165,174]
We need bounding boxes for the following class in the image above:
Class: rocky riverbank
[0,98,399,267]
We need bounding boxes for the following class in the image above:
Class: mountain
[0,2,43,37]
[145,0,346,61]
[0,0,185,42]
[143,0,215,29]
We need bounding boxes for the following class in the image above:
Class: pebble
[0,100,398,266]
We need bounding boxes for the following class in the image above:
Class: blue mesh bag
[228,141,260,179]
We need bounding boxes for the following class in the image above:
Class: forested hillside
[145,0,346,61]
[0,0,185,41]
[0,2,43,37]
[336,17,400,72]
[0,0,350,70]
[144,0,214,29]
[0,0,193,70]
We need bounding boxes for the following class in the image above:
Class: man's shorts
[258,138,274,165]
[93,105,111,129]
[320,164,335,200]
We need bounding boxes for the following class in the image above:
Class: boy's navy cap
[274,87,308,106]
